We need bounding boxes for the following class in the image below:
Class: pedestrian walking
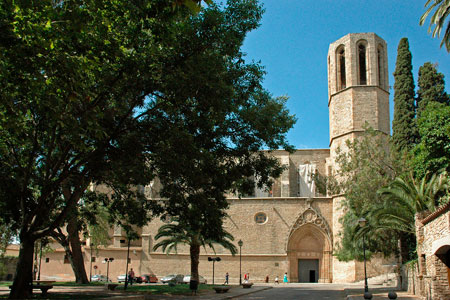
[275,275,279,284]
[265,275,269,283]
[224,272,229,284]
[283,272,288,283]
[128,268,135,285]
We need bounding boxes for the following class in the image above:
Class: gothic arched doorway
[286,204,332,283]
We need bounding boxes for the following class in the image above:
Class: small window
[275,262,279,267]
[120,239,126,244]
[64,255,69,264]
[45,258,50,263]
[91,257,96,263]
[255,212,268,224]
[128,258,131,263]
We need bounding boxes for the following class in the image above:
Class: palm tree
[362,172,449,262]
[420,0,450,52]
[153,219,237,285]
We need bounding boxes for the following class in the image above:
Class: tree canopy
[1,1,190,296]
[0,0,294,297]
[326,127,407,261]
[417,62,449,117]
[412,102,450,179]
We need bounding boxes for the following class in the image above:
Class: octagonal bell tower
[328,32,390,154]
[327,33,390,282]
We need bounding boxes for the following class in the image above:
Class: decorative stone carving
[289,198,332,244]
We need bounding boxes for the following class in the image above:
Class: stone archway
[286,201,332,283]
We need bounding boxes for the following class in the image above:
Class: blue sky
[241,0,450,149]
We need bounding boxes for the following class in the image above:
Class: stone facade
[7,33,394,284]
[415,203,450,300]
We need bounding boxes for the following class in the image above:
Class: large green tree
[420,0,450,52]
[326,127,408,261]
[416,62,449,117]
[0,1,294,298]
[144,0,295,283]
[392,38,417,152]
[412,102,450,178]
[0,1,192,298]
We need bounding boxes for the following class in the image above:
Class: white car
[117,274,127,283]
[91,274,110,282]
[161,274,184,284]
[182,275,207,284]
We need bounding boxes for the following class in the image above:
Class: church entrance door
[298,259,319,283]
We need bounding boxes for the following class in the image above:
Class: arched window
[358,43,367,85]
[336,46,346,90]
[377,45,385,89]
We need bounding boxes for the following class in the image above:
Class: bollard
[363,292,373,299]
[388,291,398,299]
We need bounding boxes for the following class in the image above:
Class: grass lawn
[0,281,109,287]
[116,283,214,295]
[52,282,106,286]
[0,294,105,299]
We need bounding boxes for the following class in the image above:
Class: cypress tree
[417,62,449,117]
[392,38,417,151]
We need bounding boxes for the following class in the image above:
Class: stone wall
[415,203,450,300]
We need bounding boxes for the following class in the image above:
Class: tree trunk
[190,244,200,283]
[67,216,89,283]
[9,235,35,299]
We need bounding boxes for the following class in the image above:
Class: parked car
[139,274,158,283]
[118,273,139,283]
[160,274,184,284]
[182,275,207,284]
[91,274,110,282]
[117,274,127,283]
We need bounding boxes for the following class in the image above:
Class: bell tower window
[377,45,385,90]
[358,44,367,85]
[337,47,346,90]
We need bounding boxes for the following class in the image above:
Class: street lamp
[358,217,372,299]
[238,240,243,285]
[89,242,94,283]
[124,239,131,290]
[208,257,221,285]
[104,257,114,282]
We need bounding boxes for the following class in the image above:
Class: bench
[9,284,53,297]
[213,286,231,293]
[242,282,253,288]
[106,283,119,290]
[32,285,53,296]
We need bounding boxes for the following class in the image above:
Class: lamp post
[208,257,221,285]
[238,239,243,285]
[37,240,43,281]
[89,242,94,283]
[104,257,114,282]
[358,217,372,299]
[124,239,131,290]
